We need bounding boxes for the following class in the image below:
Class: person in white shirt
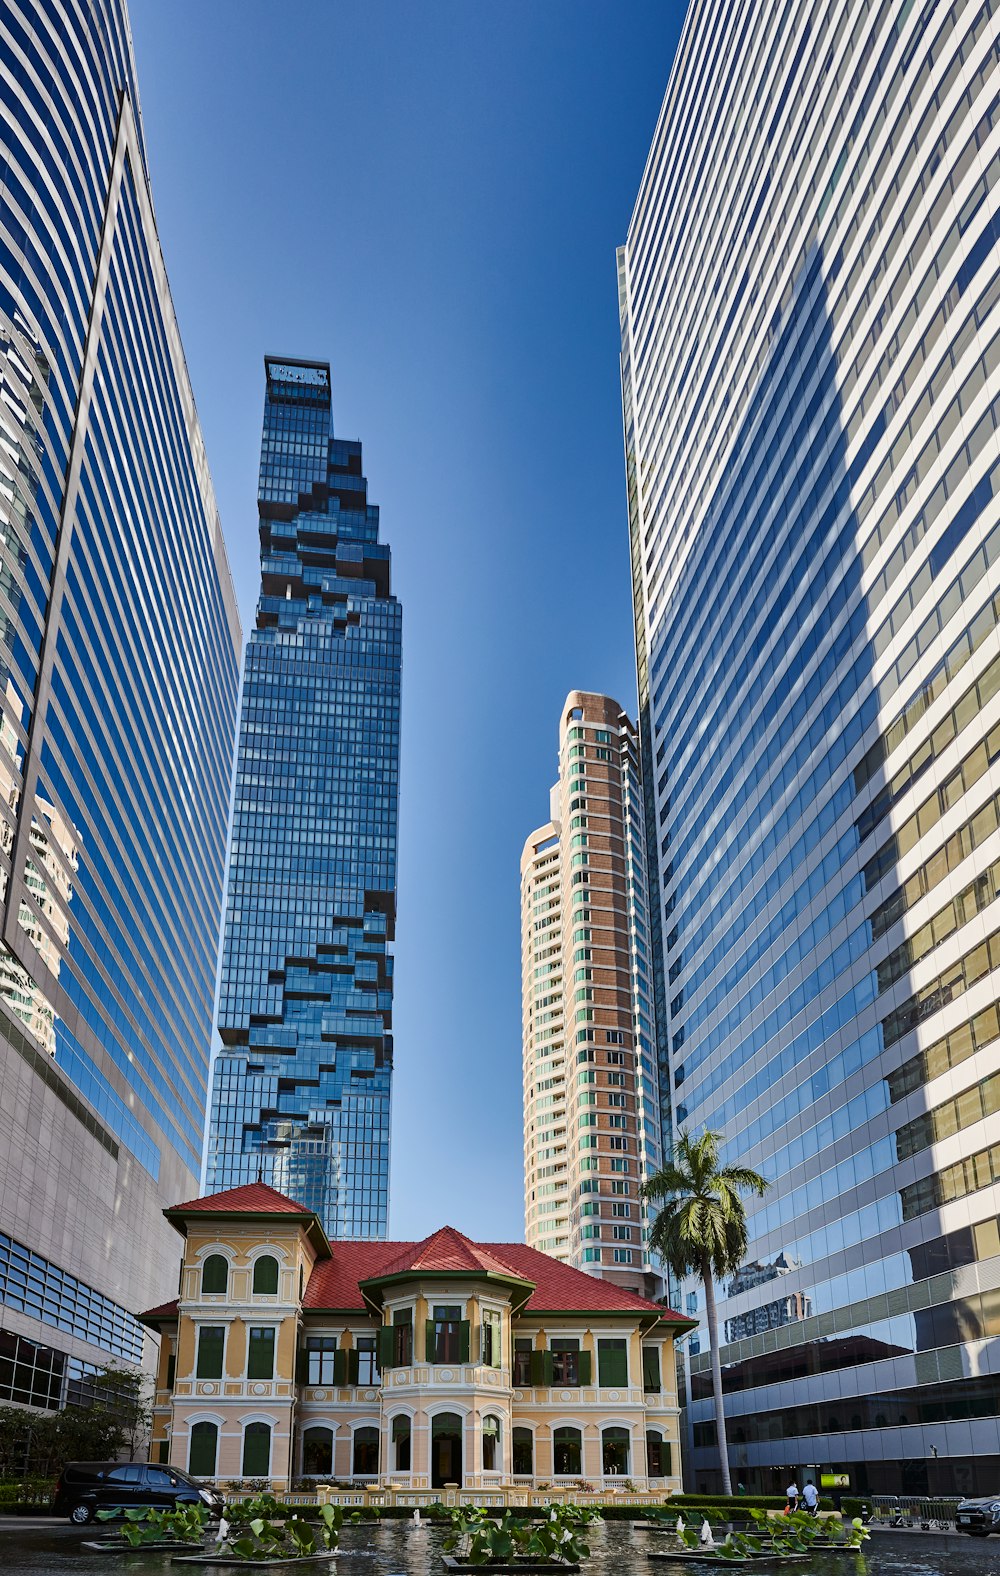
[802,1481,819,1515]
[786,1481,799,1512]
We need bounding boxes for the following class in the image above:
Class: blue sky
[129,0,685,1241]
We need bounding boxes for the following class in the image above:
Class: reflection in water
[1,1522,999,1576]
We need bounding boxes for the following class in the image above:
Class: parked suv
[54,1461,224,1524]
[955,1496,1000,1536]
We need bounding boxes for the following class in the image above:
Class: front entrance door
[431,1412,463,1488]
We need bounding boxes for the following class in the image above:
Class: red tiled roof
[139,1298,179,1322]
[304,1240,409,1309]
[371,1226,531,1282]
[168,1182,311,1216]
[304,1233,686,1320]
[481,1242,687,1318]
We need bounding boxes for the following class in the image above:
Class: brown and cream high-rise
[521,692,663,1298]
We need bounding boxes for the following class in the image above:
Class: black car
[955,1496,1000,1536]
[53,1461,224,1525]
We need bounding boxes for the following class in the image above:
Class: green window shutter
[189,1420,218,1478]
[642,1346,661,1392]
[196,1327,224,1380]
[166,1353,176,1389]
[333,1347,347,1386]
[347,1348,360,1385]
[425,1320,437,1363]
[529,1348,546,1386]
[542,1350,554,1385]
[664,1440,672,1477]
[377,1326,394,1370]
[598,1338,627,1386]
[577,1350,592,1386]
[295,1349,308,1386]
[459,1319,470,1362]
[247,1328,275,1381]
[242,1422,271,1478]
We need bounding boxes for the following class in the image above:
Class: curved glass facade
[207,357,400,1240]
[0,0,241,1371]
[620,0,1000,1497]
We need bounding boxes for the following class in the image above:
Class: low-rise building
[140,1183,693,1492]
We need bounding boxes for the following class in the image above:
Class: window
[252,1256,279,1295]
[611,1202,631,1217]
[306,1335,336,1385]
[610,1159,630,1173]
[481,1309,502,1368]
[553,1426,582,1476]
[393,1308,413,1366]
[243,1422,271,1477]
[356,1336,379,1386]
[512,1426,533,1476]
[513,1338,533,1387]
[606,1030,625,1044]
[613,1248,633,1264]
[607,1049,626,1065]
[392,1415,411,1471]
[196,1326,224,1380]
[602,1426,630,1475]
[147,1468,176,1487]
[353,1426,379,1476]
[428,1305,466,1363]
[482,1414,501,1472]
[247,1328,275,1381]
[642,1347,661,1393]
[611,1179,630,1194]
[302,1426,333,1476]
[646,1431,670,1477]
[201,1256,227,1296]
[598,1338,627,1386]
[613,1226,632,1240]
[189,1420,217,1477]
[551,1337,579,1385]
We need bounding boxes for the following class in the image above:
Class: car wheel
[69,1502,93,1525]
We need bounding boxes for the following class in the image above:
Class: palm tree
[641,1129,768,1497]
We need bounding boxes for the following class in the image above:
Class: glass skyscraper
[619,0,1000,1497]
[0,0,241,1396]
[207,357,400,1240]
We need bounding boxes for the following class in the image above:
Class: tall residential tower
[619,0,1000,1496]
[207,358,401,1241]
[0,0,241,1400]
[521,692,662,1298]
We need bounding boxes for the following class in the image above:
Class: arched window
[189,1420,218,1478]
[353,1426,379,1476]
[302,1426,333,1477]
[482,1414,501,1472]
[253,1256,279,1295]
[201,1255,228,1295]
[512,1427,533,1477]
[243,1421,271,1477]
[602,1426,629,1475]
[553,1426,581,1476]
[392,1415,411,1471]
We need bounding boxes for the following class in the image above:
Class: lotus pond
[1,1521,998,1576]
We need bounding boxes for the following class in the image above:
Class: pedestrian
[737,1481,746,1496]
[786,1480,799,1513]
[802,1481,819,1516]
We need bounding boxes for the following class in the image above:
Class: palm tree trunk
[702,1264,732,1496]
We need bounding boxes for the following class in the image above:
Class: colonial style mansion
[140,1183,693,1492]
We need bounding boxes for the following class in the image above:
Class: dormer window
[253,1255,279,1295]
[201,1255,228,1295]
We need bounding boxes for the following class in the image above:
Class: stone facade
[141,1183,693,1493]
